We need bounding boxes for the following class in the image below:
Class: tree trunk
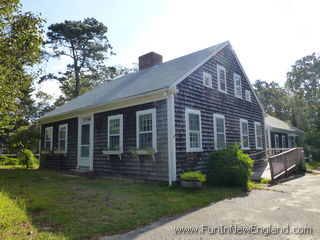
[74,65,80,97]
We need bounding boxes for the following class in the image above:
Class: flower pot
[181,179,202,189]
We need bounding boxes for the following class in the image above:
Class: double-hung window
[217,65,227,93]
[240,119,250,150]
[254,122,263,149]
[213,114,226,149]
[203,72,212,88]
[282,135,287,148]
[245,90,251,102]
[274,134,280,148]
[185,108,202,152]
[58,124,68,152]
[136,109,157,151]
[234,73,242,98]
[44,127,53,151]
[108,114,123,152]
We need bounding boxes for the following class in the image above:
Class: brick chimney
[138,52,163,71]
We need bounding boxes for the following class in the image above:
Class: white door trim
[77,114,94,170]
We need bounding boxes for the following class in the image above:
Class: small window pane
[243,136,249,148]
[257,136,262,148]
[59,127,66,139]
[109,119,120,135]
[216,118,224,133]
[139,114,152,132]
[241,122,248,135]
[109,136,120,149]
[81,124,90,145]
[190,132,200,148]
[81,146,89,158]
[189,114,200,131]
[217,133,225,149]
[59,140,66,151]
[139,133,153,148]
[45,142,51,150]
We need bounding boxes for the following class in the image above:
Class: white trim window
[217,65,227,93]
[240,119,250,150]
[108,114,123,152]
[203,72,212,88]
[254,122,263,149]
[213,114,226,149]
[44,127,53,151]
[58,124,68,152]
[136,109,157,151]
[245,90,251,102]
[282,135,287,148]
[185,108,202,152]
[274,134,280,148]
[234,73,242,98]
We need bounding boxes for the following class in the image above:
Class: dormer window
[245,90,251,102]
[217,65,227,93]
[203,72,212,88]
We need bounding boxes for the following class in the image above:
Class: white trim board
[167,94,176,185]
[39,88,176,124]
[185,108,203,152]
[136,108,157,152]
[58,124,68,153]
[107,114,124,153]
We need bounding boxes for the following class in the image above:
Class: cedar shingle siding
[174,45,265,175]
[93,100,168,181]
[40,101,169,181]
[40,118,78,170]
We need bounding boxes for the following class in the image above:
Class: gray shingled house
[39,41,266,184]
[265,115,305,149]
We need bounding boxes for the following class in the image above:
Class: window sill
[218,90,227,94]
[256,147,263,150]
[102,150,122,160]
[235,95,242,99]
[54,150,67,154]
[241,148,250,150]
[187,149,204,153]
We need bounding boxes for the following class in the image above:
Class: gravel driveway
[102,173,320,240]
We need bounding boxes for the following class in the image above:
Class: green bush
[303,130,320,161]
[0,156,20,166]
[18,149,38,168]
[207,144,253,188]
[180,171,206,182]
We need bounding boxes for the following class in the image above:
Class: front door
[78,116,92,168]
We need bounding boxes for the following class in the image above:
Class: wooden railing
[268,148,305,180]
[267,148,291,156]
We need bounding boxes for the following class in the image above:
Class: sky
[21,0,320,98]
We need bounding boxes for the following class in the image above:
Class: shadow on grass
[0,167,245,240]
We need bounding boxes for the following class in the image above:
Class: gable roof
[265,115,305,135]
[40,40,264,122]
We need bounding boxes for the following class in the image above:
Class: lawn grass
[0,167,242,239]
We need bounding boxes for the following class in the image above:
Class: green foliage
[6,125,40,153]
[253,80,291,122]
[18,149,38,168]
[303,130,320,161]
[180,171,206,182]
[305,161,320,171]
[207,144,253,188]
[41,17,114,98]
[0,156,20,166]
[0,0,44,136]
